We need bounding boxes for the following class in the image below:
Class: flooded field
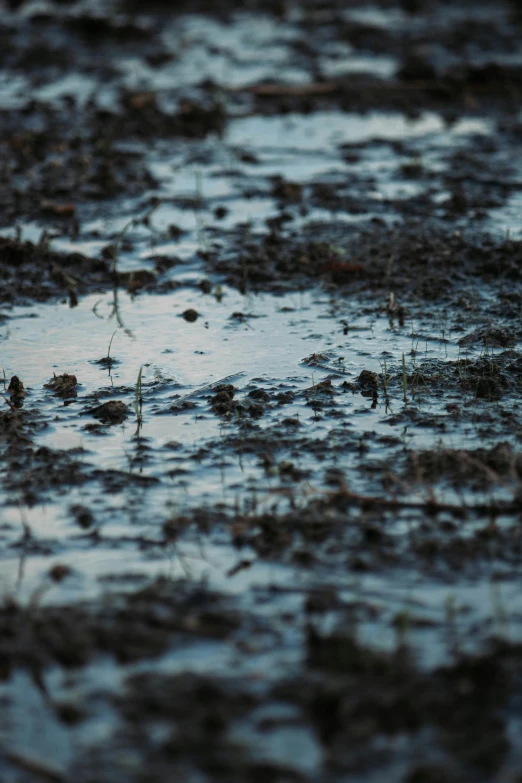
[2,0,522,781]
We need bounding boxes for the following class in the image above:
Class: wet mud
[2,0,522,781]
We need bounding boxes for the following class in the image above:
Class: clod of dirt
[358,370,378,389]
[44,373,78,398]
[70,504,95,529]
[302,353,329,366]
[248,388,270,401]
[117,269,156,292]
[94,355,120,369]
[214,206,228,220]
[162,516,191,542]
[276,390,295,404]
[281,417,301,427]
[170,399,198,413]
[88,400,130,424]
[116,95,226,139]
[278,460,301,480]
[0,577,241,673]
[0,408,24,436]
[0,237,110,304]
[7,376,24,396]
[458,356,510,399]
[272,177,303,203]
[49,564,72,583]
[40,200,76,217]
[459,325,518,348]
[245,401,264,418]
[211,384,237,416]
[307,624,403,675]
[305,379,335,406]
[199,278,212,293]
[7,375,25,409]
[406,442,521,489]
[182,308,199,322]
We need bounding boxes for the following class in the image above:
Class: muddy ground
[2,0,522,781]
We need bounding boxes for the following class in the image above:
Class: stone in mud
[182,308,199,322]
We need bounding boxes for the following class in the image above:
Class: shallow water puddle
[123,12,309,91]
[1,283,465,456]
[0,105,497,273]
[226,111,490,150]
[1,280,517,607]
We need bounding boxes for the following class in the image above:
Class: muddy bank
[208,220,522,296]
